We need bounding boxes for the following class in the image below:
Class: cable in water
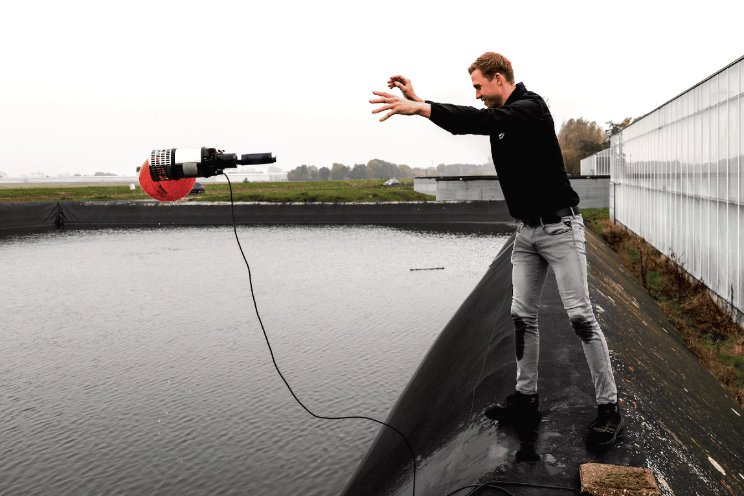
[224,174,417,496]
[223,176,580,496]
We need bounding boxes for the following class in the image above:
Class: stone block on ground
[580,463,660,496]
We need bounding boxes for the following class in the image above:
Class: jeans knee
[511,310,536,330]
[567,311,597,342]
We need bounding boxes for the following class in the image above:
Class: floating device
[138,159,195,202]
[138,147,276,201]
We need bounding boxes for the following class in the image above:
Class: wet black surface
[343,231,744,496]
[0,201,58,234]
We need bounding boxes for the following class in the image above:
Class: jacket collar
[504,82,526,106]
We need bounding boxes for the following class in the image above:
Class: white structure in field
[580,148,611,176]
[413,176,609,208]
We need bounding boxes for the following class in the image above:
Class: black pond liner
[0,201,516,235]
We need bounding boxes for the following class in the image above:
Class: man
[369,52,623,446]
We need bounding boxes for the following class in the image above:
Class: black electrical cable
[224,176,582,496]
[445,480,580,496]
[464,484,518,496]
[224,174,417,496]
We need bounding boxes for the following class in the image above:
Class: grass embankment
[0,179,433,203]
[0,184,151,202]
[582,208,744,406]
[199,179,432,202]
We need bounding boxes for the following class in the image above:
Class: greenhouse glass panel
[710,104,717,201]
[730,98,739,202]
[726,204,737,304]
[740,204,744,319]
[701,196,710,284]
[692,196,701,277]
[694,106,700,195]
[719,96,728,202]
[741,82,744,204]
[729,65,739,100]
[701,107,710,198]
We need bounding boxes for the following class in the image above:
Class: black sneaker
[587,403,624,446]
[485,391,540,421]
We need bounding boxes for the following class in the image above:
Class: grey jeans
[510,214,618,405]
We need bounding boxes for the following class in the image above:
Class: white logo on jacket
[498,133,505,140]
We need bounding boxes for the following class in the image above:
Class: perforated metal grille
[149,148,175,181]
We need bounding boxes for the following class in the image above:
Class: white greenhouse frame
[610,55,744,323]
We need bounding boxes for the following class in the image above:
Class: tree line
[287,116,638,181]
[557,117,636,175]
[287,158,495,181]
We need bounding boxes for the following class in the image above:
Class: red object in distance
[138,160,195,201]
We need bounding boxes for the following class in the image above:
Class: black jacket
[428,82,579,220]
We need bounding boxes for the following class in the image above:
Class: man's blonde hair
[468,52,514,84]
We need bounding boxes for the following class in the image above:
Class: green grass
[646,270,665,293]
[579,207,608,234]
[0,185,150,202]
[201,179,432,202]
[0,179,433,203]
[719,354,744,388]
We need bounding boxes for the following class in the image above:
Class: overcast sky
[1,0,742,177]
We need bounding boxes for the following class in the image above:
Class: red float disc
[138,160,196,201]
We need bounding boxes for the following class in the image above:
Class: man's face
[471,69,506,108]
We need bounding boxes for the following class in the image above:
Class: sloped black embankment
[342,230,743,496]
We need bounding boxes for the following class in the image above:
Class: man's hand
[369,91,431,122]
[387,75,423,102]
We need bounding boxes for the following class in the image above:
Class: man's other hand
[387,75,422,102]
[370,91,431,122]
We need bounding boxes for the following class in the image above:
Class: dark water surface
[1,226,507,495]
